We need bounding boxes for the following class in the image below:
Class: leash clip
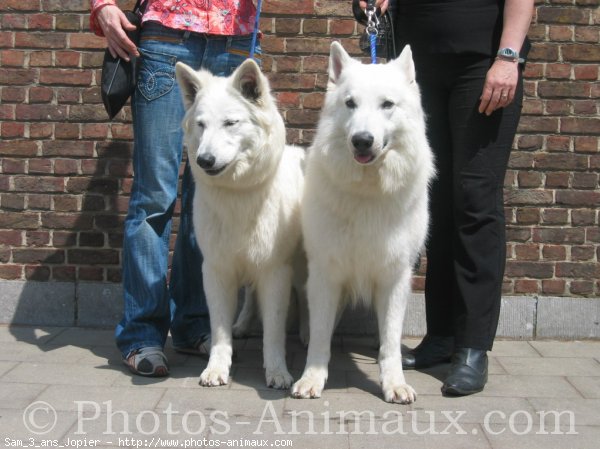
[365,7,379,36]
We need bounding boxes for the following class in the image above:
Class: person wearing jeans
[90,0,260,376]
[357,0,533,395]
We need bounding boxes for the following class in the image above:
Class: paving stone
[409,396,537,425]
[0,382,48,409]
[112,365,208,389]
[481,374,582,398]
[0,325,66,344]
[284,391,410,420]
[529,340,600,359]
[157,388,287,418]
[567,376,600,399]
[0,361,17,377]
[0,408,77,440]
[528,398,600,427]
[36,385,165,412]
[490,341,541,357]
[484,424,600,449]
[211,418,351,449]
[45,328,115,347]
[2,362,121,386]
[60,412,211,445]
[2,329,600,448]
[348,423,491,449]
[496,357,600,376]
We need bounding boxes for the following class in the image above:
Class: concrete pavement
[1,325,599,448]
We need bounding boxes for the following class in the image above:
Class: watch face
[499,48,518,58]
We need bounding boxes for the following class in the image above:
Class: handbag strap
[134,0,147,16]
[249,0,263,61]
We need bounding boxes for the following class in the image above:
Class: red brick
[29,87,54,103]
[68,249,119,265]
[263,0,314,14]
[1,122,25,138]
[39,69,93,86]
[26,231,51,247]
[572,209,597,226]
[0,265,23,279]
[542,245,567,260]
[0,230,22,246]
[275,18,301,34]
[0,0,41,11]
[0,140,38,157]
[542,279,566,295]
[533,228,586,245]
[574,65,599,80]
[29,51,53,67]
[25,266,51,281]
[27,194,52,210]
[14,32,67,49]
[25,156,53,172]
[28,14,54,30]
[0,68,37,85]
[0,50,26,66]
[2,13,28,30]
[0,212,40,229]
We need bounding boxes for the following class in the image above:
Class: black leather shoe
[442,348,488,396]
[402,334,454,370]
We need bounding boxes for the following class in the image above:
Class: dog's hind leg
[375,269,417,404]
[291,265,342,399]
[258,264,294,389]
[199,264,237,387]
[232,286,256,338]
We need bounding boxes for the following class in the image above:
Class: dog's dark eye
[382,100,395,110]
[224,119,239,127]
[345,98,357,109]
[197,121,205,129]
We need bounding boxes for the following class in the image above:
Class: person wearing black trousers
[357,0,534,395]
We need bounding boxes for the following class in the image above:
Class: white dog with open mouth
[175,59,305,389]
[292,42,435,404]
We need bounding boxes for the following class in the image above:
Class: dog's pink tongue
[354,154,372,164]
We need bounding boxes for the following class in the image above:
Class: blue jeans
[115,22,260,358]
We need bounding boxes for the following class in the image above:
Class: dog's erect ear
[232,59,267,104]
[329,41,351,85]
[391,45,416,84]
[175,62,204,110]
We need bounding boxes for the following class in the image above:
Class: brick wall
[0,0,598,297]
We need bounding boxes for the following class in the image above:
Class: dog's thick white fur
[291,42,435,404]
[176,59,305,389]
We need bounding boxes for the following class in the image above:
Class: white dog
[292,42,435,404]
[175,59,305,389]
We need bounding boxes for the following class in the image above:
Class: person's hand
[478,59,519,116]
[359,0,389,14]
[97,5,139,61]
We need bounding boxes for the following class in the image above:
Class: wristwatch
[496,47,524,64]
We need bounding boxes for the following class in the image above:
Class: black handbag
[352,0,397,61]
[100,0,146,119]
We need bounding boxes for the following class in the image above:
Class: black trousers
[415,53,524,351]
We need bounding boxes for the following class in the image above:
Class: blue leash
[249,0,263,61]
[365,0,378,64]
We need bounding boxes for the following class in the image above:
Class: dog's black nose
[197,153,216,169]
[351,132,374,152]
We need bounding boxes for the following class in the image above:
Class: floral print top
[90,0,257,37]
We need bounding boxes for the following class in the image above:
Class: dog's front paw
[266,368,294,390]
[382,382,417,404]
[199,365,230,387]
[291,375,325,399]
